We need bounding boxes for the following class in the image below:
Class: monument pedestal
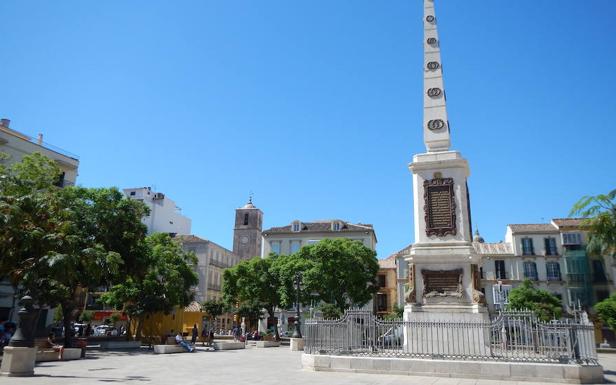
[0,346,36,377]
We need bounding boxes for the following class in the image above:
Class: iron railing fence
[304,309,598,365]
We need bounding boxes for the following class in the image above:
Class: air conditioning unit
[152,192,165,200]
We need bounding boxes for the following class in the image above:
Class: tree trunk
[134,317,144,340]
[125,316,133,341]
[62,304,74,347]
[267,306,280,341]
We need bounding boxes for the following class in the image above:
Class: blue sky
[1,0,615,259]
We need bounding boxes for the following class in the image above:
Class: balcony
[564,249,587,258]
[566,273,587,284]
[524,273,538,281]
[209,259,229,269]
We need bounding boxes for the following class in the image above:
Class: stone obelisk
[404,0,487,325]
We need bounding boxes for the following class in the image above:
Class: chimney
[0,118,9,128]
[37,133,43,145]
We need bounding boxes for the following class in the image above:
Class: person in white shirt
[175,333,194,352]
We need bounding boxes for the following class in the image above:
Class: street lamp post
[292,272,302,339]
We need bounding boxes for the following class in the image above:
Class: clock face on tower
[240,236,249,244]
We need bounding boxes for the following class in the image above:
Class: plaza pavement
[3,346,616,385]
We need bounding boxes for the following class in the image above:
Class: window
[546,261,561,281]
[562,233,582,245]
[270,241,281,255]
[523,261,538,280]
[243,213,249,226]
[376,293,388,312]
[492,284,512,308]
[292,222,301,232]
[521,238,534,255]
[544,238,558,255]
[377,275,386,288]
[494,260,506,280]
[290,240,301,253]
[332,222,341,231]
[54,172,66,187]
[130,191,136,196]
[592,260,607,283]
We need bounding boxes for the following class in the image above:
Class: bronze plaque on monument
[424,178,456,236]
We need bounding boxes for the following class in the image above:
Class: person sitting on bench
[47,333,64,360]
[175,332,194,352]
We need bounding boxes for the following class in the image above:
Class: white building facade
[475,219,613,314]
[0,118,79,187]
[123,187,191,236]
[262,220,377,257]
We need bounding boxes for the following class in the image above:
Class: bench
[255,341,280,348]
[153,345,188,354]
[213,341,245,350]
[99,340,141,350]
[36,348,82,362]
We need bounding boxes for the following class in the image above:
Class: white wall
[124,187,191,235]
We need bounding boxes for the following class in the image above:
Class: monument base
[404,303,489,321]
[301,354,604,384]
[290,338,304,351]
[0,346,36,377]
[403,304,490,356]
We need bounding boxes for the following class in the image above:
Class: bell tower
[232,196,263,260]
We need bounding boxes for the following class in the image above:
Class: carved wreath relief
[427,119,445,131]
[424,177,457,237]
[426,61,440,70]
[427,87,442,98]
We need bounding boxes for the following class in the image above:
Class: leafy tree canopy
[222,256,283,339]
[571,189,616,257]
[595,294,616,331]
[507,280,562,321]
[101,233,198,339]
[202,299,227,320]
[274,238,379,312]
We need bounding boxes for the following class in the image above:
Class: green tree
[318,303,342,319]
[234,300,264,326]
[30,186,124,345]
[0,154,154,344]
[571,189,616,258]
[202,299,227,324]
[507,280,562,321]
[0,153,63,317]
[101,233,198,340]
[275,238,379,313]
[384,304,404,320]
[595,294,616,331]
[79,310,93,323]
[222,256,283,340]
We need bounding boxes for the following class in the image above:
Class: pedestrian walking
[191,324,198,345]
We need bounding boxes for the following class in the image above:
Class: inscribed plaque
[423,178,457,237]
